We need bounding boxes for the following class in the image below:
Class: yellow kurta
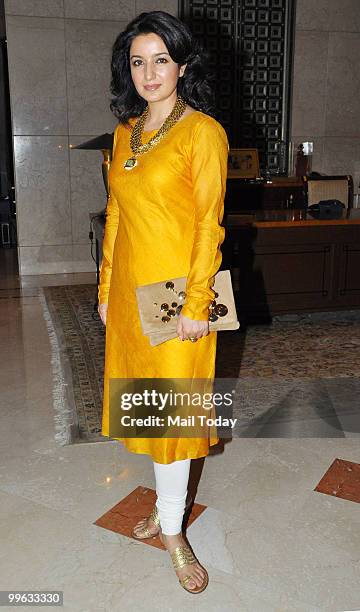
[99,110,229,464]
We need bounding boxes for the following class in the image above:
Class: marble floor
[1,248,360,612]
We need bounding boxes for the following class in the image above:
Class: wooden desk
[225,176,304,211]
[224,209,360,320]
[90,207,360,319]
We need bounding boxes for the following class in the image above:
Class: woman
[98,11,228,594]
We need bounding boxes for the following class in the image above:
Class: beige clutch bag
[135,269,240,346]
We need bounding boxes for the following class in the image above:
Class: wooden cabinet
[223,210,360,321]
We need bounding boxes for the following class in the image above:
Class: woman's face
[129,32,186,104]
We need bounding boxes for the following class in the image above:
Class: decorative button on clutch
[214,304,228,317]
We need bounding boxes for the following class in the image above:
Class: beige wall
[291,0,360,193]
[4,0,178,274]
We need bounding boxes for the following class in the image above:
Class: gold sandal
[170,544,209,594]
[132,504,160,540]
[132,495,192,541]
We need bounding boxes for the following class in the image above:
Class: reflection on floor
[1,247,360,612]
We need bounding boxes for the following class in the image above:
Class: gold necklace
[124,96,187,170]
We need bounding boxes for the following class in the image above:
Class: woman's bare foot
[132,514,160,539]
[159,531,207,591]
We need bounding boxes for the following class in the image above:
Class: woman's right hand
[98,303,108,326]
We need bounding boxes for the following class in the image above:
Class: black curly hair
[109,11,216,124]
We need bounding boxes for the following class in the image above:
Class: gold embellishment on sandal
[171,545,196,568]
[132,505,160,540]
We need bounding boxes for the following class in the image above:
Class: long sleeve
[98,125,120,305]
[181,117,229,321]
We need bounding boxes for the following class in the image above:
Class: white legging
[153,458,191,535]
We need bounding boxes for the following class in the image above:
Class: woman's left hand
[177,313,209,342]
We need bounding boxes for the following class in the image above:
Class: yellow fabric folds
[99,111,229,464]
